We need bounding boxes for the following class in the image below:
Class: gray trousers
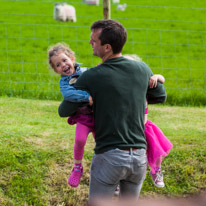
[89,148,147,201]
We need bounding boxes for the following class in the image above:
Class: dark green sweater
[73,57,166,154]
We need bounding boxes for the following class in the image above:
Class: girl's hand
[89,96,93,106]
[149,75,158,88]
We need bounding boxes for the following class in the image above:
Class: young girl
[48,43,95,188]
[124,54,173,188]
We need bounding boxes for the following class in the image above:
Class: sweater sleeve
[142,62,167,104]
[147,82,167,104]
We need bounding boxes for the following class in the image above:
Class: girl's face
[51,52,75,76]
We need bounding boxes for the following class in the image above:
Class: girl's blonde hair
[48,42,75,69]
[123,54,142,62]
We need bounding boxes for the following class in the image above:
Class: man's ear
[105,44,112,53]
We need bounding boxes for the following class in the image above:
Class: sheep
[54,3,76,22]
[116,3,127,11]
[83,0,99,6]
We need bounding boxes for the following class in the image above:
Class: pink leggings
[74,122,95,160]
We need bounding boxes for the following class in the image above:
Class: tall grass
[0,0,206,105]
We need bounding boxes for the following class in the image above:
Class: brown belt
[121,148,139,151]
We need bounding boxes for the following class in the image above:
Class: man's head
[90,20,127,59]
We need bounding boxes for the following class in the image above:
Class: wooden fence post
[103,0,111,19]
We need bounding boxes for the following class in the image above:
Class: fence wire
[0,0,206,103]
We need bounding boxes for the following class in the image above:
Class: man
[59,20,166,200]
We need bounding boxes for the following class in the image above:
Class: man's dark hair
[91,20,127,54]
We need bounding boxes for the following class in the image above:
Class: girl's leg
[68,123,92,187]
[150,156,165,188]
[153,156,164,173]
[74,123,92,161]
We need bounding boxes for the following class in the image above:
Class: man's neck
[102,53,122,63]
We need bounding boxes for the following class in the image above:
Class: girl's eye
[56,63,60,67]
[63,59,67,62]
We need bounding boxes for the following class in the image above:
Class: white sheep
[54,3,76,22]
[83,0,99,6]
[117,3,127,11]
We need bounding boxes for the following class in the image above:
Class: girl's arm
[149,74,165,88]
[60,77,90,103]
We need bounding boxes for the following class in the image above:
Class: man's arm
[58,100,84,117]
[147,81,167,104]
[58,71,91,118]
[141,62,167,104]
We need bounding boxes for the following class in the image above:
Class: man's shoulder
[81,65,99,76]
[75,66,98,86]
[134,61,152,74]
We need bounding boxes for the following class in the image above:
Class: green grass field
[0,1,206,205]
[0,0,206,105]
[0,97,205,205]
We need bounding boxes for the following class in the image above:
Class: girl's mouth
[63,66,70,74]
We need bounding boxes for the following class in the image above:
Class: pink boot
[68,165,83,187]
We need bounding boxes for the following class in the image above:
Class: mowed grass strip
[0,97,205,206]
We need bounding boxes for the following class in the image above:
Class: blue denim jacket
[59,63,90,102]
